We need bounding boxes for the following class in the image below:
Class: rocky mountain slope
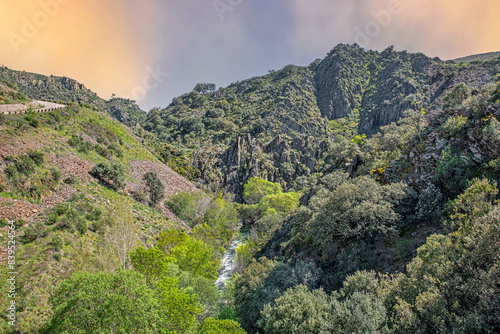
[0,66,146,127]
[143,44,500,198]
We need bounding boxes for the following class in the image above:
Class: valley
[0,45,499,333]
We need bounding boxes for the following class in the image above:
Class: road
[0,100,66,114]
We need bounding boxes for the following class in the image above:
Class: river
[215,230,248,289]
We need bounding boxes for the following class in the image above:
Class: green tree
[243,177,283,205]
[258,191,301,216]
[143,172,165,206]
[309,176,407,244]
[91,162,126,190]
[197,318,246,334]
[260,285,330,334]
[43,271,161,334]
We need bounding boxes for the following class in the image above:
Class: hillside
[0,66,147,127]
[454,51,500,63]
[0,103,205,331]
[144,44,500,198]
[1,43,500,333]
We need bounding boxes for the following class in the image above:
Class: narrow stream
[215,230,248,289]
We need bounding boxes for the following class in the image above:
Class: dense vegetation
[1,46,500,333]
[142,45,500,199]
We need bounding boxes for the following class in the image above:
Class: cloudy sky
[1,0,499,111]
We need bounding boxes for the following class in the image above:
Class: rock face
[145,44,500,197]
[314,44,497,135]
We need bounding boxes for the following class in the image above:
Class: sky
[1,0,499,111]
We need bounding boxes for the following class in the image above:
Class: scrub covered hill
[0,103,243,332]
[0,65,147,127]
[143,44,500,198]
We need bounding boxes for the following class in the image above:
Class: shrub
[91,162,126,190]
[442,115,468,137]
[243,177,282,205]
[143,172,165,207]
[309,176,407,244]
[260,285,330,334]
[197,318,246,334]
[23,221,47,242]
[443,83,471,110]
[435,149,476,197]
[167,191,210,226]
[483,117,500,143]
[63,175,77,185]
[50,167,62,183]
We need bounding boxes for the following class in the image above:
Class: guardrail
[0,102,66,115]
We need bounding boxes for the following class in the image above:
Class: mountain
[0,65,147,127]
[144,44,500,198]
[1,43,500,333]
[454,51,500,63]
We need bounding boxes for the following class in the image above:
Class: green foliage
[257,192,301,216]
[197,318,246,334]
[243,177,283,205]
[435,148,476,197]
[28,149,45,166]
[308,176,407,243]
[448,178,498,230]
[483,117,500,142]
[167,191,210,226]
[43,271,162,334]
[167,192,239,246]
[90,162,127,190]
[23,221,47,242]
[325,291,388,333]
[233,258,321,333]
[442,114,468,137]
[132,229,220,281]
[260,285,330,334]
[143,172,165,206]
[443,83,471,110]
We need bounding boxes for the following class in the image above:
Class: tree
[197,318,246,334]
[258,192,301,216]
[143,172,165,207]
[104,200,138,271]
[91,162,126,190]
[243,177,283,205]
[43,271,161,334]
[260,285,330,334]
[309,176,407,243]
[194,83,216,94]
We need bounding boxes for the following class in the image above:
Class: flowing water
[215,230,248,289]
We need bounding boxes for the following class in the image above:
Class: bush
[243,177,283,205]
[443,83,471,110]
[483,117,500,143]
[167,191,210,226]
[143,172,165,207]
[309,176,407,244]
[94,144,112,158]
[23,221,47,242]
[50,167,62,183]
[91,162,127,190]
[63,175,77,185]
[260,285,330,334]
[197,318,246,334]
[442,115,468,137]
[435,149,476,197]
